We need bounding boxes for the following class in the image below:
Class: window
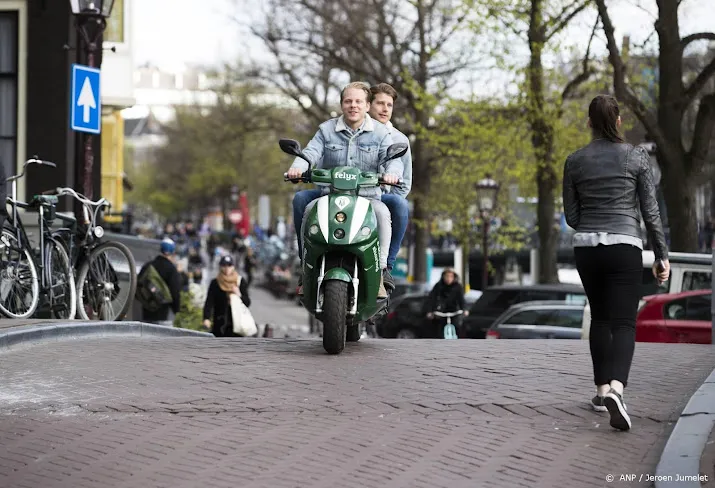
[399,297,425,316]
[682,271,711,292]
[103,0,124,43]
[547,309,584,328]
[520,290,556,302]
[0,12,17,182]
[473,290,519,312]
[503,310,547,325]
[565,294,587,306]
[665,294,711,322]
[641,268,669,298]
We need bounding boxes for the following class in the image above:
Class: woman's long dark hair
[588,95,625,143]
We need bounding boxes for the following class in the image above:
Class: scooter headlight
[309,224,319,235]
[334,229,345,239]
[335,212,347,223]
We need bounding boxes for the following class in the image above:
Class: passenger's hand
[232,285,240,296]
[653,259,670,284]
[202,319,211,329]
[463,310,469,317]
[382,174,399,185]
[426,312,434,319]
[287,167,304,179]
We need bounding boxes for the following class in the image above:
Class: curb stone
[656,364,715,488]
[0,321,212,351]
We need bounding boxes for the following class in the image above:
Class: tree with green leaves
[595,0,715,252]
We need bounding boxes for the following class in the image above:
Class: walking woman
[202,255,252,337]
[562,95,670,431]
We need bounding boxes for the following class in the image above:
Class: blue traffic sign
[70,64,101,134]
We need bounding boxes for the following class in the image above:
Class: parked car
[581,251,712,339]
[375,292,481,339]
[635,289,711,344]
[462,284,587,339]
[485,301,585,339]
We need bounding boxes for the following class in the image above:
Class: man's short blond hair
[340,82,371,103]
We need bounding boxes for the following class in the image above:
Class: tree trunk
[660,152,699,251]
[528,0,559,283]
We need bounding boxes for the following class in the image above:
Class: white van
[580,251,712,339]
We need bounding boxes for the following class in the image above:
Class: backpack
[136,263,173,312]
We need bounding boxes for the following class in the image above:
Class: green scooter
[281,139,407,354]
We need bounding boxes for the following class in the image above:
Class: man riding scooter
[288,81,402,298]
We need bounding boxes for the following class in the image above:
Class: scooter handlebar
[283,170,312,184]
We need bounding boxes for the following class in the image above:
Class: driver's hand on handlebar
[286,168,304,179]
[426,312,434,319]
[382,174,400,185]
[463,310,469,316]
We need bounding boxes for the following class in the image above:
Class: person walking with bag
[563,95,670,431]
[202,255,255,337]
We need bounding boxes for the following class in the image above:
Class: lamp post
[475,175,500,290]
[69,0,115,201]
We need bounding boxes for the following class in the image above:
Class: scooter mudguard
[323,268,352,283]
[444,324,458,340]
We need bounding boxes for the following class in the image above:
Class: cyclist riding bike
[426,268,469,338]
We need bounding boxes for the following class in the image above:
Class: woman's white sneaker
[604,389,631,431]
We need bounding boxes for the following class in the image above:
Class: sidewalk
[0,332,713,488]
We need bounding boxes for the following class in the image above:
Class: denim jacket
[382,121,412,198]
[290,114,401,199]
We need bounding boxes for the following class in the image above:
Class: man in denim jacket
[289,82,402,298]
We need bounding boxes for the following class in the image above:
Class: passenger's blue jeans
[291,189,409,269]
[381,193,409,269]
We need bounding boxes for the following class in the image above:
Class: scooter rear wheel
[322,280,348,354]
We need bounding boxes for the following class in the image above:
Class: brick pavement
[0,338,713,488]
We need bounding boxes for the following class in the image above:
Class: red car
[636,290,712,344]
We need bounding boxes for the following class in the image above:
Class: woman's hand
[202,319,211,330]
[652,259,670,284]
[232,285,241,296]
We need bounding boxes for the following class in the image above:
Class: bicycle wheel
[46,238,76,319]
[0,229,40,318]
[76,241,137,321]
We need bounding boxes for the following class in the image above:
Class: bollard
[263,324,273,338]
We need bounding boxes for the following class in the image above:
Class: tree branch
[594,0,666,148]
[546,0,590,41]
[561,14,599,103]
[687,92,715,173]
[684,56,715,107]
[681,32,715,50]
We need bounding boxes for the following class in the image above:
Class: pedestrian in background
[562,95,670,431]
[202,255,252,337]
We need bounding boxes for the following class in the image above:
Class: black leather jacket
[562,140,668,260]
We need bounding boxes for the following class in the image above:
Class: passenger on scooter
[288,81,403,298]
[368,83,412,283]
[426,268,469,338]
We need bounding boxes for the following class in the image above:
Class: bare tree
[250,0,480,282]
[595,0,715,252]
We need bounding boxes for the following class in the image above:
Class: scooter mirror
[279,139,303,157]
[385,143,408,162]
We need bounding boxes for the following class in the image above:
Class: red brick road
[0,338,713,488]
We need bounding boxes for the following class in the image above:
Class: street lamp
[69,0,114,202]
[475,175,500,290]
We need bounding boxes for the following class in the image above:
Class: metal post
[482,212,490,290]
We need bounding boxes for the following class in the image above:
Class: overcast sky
[132,0,715,71]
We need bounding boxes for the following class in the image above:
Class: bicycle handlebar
[6,157,56,183]
[432,310,464,317]
[42,187,110,208]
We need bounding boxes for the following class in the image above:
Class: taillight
[387,311,396,320]
[486,330,500,339]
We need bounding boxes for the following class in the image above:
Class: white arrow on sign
[77,77,97,123]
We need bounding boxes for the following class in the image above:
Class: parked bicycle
[0,158,76,319]
[45,186,137,321]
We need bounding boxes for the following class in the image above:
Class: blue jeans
[292,189,322,255]
[381,193,409,270]
[292,189,409,269]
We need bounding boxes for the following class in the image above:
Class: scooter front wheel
[322,280,348,354]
